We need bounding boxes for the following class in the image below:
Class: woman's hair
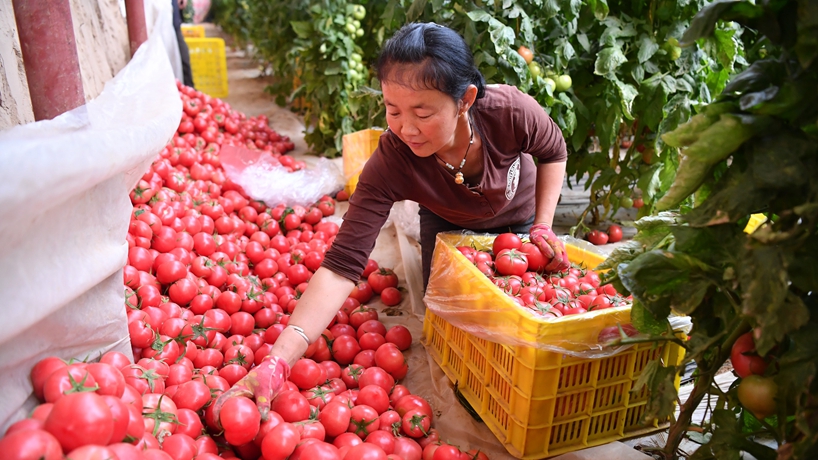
[376,23,486,104]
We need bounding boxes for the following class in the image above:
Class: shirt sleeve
[512,88,568,164]
[320,142,401,282]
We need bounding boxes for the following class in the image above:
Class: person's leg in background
[173,0,195,88]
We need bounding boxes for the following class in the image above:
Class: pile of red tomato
[456,233,632,319]
[0,83,490,460]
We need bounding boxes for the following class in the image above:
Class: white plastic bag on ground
[0,24,181,433]
[220,145,344,208]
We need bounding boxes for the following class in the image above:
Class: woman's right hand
[211,355,290,423]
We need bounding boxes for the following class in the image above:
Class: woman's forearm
[268,266,356,366]
[534,161,566,226]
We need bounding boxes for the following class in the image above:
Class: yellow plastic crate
[342,128,384,194]
[424,234,632,351]
[181,24,206,38]
[744,213,767,233]
[185,37,229,98]
[422,234,686,459]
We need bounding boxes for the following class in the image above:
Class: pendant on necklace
[454,172,464,185]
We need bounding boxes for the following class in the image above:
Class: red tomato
[586,229,609,245]
[494,249,528,276]
[357,367,394,392]
[175,408,205,439]
[319,401,352,438]
[341,364,365,389]
[731,332,769,378]
[349,281,374,304]
[432,444,462,460]
[401,409,431,438]
[30,357,67,401]
[520,242,547,272]
[332,335,361,366]
[142,392,178,436]
[162,433,197,460]
[220,396,261,445]
[365,430,396,455]
[86,362,126,397]
[261,422,301,460]
[172,380,212,411]
[343,442,387,460]
[272,390,312,422]
[393,436,423,460]
[361,259,379,279]
[368,269,398,294]
[374,344,407,377]
[0,429,63,460]
[607,224,623,243]
[290,358,327,390]
[348,405,381,437]
[380,287,402,306]
[385,325,412,351]
[492,233,522,254]
[357,385,390,414]
[65,445,117,460]
[394,395,433,420]
[42,364,98,403]
[44,392,114,451]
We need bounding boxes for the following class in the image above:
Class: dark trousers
[419,206,535,289]
[173,2,195,88]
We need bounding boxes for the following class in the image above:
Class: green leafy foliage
[212,0,746,211]
[598,1,818,458]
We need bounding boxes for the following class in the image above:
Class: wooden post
[12,0,85,121]
[125,0,148,57]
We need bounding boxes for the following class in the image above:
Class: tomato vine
[598,0,818,457]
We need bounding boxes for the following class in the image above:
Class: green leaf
[593,0,609,20]
[656,94,692,152]
[290,21,312,39]
[619,250,714,315]
[466,9,492,23]
[637,164,663,203]
[631,299,670,334]
[614,79,638,120]
[487,19,516,55]
[576,33,591,52]
[794,0,818,68]
[713,27,738,71]
[543,0,560,20]
[637,35,660,63]
[645,364,679,421]
[739,246,810,355]
[406,0,428,22]
[750,134,812,189]
[631,359,658,395]
[681,0,762,46]
[594,46,628,76]
[723,60,782,95]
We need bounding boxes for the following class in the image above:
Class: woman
[213,22,569,420]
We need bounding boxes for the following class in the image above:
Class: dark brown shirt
[322,84,567,281]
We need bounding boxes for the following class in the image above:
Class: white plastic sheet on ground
[0,23,181,433]
[221,146,345,208]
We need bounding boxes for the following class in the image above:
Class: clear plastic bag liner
[386,200,421,243]
[423,232,690,358]
[0,24,181,433]
[220,145,344,208]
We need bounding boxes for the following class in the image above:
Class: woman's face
[381,75,460,158]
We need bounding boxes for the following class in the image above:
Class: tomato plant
[597,1,818,457]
